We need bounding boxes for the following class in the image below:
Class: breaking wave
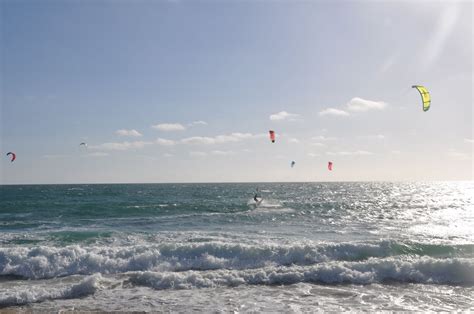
[127,257,474,289]
[1,241,472,281]
[0,274,102,308]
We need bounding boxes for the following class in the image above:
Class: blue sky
[1,0,472,184]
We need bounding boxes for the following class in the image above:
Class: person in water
[254,188,260,202]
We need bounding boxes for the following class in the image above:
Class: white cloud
[269,111,300,121]
[319,98,387,118]
[116,129,142,137]
[216,133,254,142]
[181,137,216,145]
[312,135,337,141]
[211,150,234,156]
[253,133,269,139]
[326,150,373,156]
[310,142,325,147]
[156,138,176,146]
[319,108,349,117]
[307,153,320,157]
[288,138,300,144]
[90,141,152,151]
[391,150,401,155]
[163,153,174,158]
[152,123,186,131]
[464,138,474,144]
[188,120,208,127]
[190,151,207,157]
[358,134,386,140]
[181,133,254,145]
[346,98,388,112]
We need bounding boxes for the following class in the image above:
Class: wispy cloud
[357,134,386,140]
[181,137,216,145]
[464,138,474,144]
[116,129,142,137]
[188,120,208,127]
[288,138,300,144]
[90,141,152,151]
[447,151,470,161]
[379,53,398,73]
[211,150,234,156]
[163,153,174,158]
[312,135,337,141]
[307,153,321,157]
[152,123,186,131]
[181,133,255,145]
[423,4,459,69]
[156,138,176,146]
[327,150,373,156]
[346,98,387,112]
[320,98,387,117]
[319,108,349,117]
[269,111,300,121]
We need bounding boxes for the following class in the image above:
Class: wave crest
[0,274,102,308]
[1,241,471,280]
[128,257,474,289]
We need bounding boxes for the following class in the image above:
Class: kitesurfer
[253,188,260,203]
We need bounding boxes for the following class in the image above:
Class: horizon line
[1,179,472,186]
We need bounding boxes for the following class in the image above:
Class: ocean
[0,182,473,311]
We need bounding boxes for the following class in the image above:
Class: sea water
[0,182,473,311]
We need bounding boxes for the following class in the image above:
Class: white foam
[128,257,474,289]
[0,273,102,307]
[0,241,393,279]
[1,241,471,281]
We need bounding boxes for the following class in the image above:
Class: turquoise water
[1,182,473,311]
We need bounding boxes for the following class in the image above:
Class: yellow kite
[412,85,430,112]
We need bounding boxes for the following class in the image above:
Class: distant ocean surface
[1,182,473,311]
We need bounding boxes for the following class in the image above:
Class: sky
[1,0,473,184]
